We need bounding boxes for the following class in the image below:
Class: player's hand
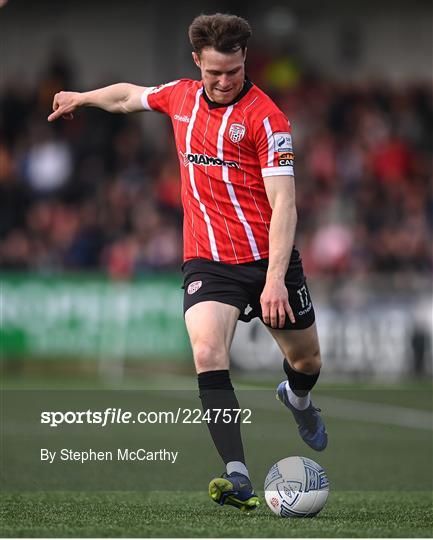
[260,278,295,329]
[47,91,82,122]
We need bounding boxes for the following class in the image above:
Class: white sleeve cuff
[261,166,294,177]
[140,87,156,111]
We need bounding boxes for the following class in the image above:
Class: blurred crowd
[1,53,432,278]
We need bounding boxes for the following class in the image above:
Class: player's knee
[291,349,321,374]
[193,342,228,373]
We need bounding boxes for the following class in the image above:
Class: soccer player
[48,13,327,511]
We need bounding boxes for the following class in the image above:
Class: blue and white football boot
[208,472,260,512]
[276,381,328,451]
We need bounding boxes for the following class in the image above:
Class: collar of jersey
[202,79,253,109]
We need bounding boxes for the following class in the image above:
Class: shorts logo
[244,304,253,315]
[229,123,246,143]
[274,133,292,152]
[297,285,312,315]
[187,280,202,295]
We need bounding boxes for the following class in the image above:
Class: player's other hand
[260,278,295,329]
[47,91,81,122]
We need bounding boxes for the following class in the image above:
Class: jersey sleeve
[253,113,294,178]
[140,80,182,115]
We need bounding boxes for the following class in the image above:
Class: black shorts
[182,249,315,330]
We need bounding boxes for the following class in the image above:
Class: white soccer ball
[264,456,330,517]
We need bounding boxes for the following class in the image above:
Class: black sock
[283,358,320,397]
[198,369,245,465]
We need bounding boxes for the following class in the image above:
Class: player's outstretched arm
[47,83,147,122]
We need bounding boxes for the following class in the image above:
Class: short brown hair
[188,13,252,54]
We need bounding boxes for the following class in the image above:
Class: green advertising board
[1,274,191,360]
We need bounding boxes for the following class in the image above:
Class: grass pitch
[1,375,432,537]
[1,490,432,537]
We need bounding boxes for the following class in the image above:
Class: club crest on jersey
[228,123,246,143]
[187,280,202,295]
[274,133,292,152]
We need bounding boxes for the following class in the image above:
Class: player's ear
[243,47,247,61]
[192,52,201,68]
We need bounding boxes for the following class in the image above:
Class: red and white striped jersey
[141,79,294,264]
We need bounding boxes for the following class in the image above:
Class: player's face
[193,47,246,105]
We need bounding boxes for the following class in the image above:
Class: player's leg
[185,300,259,510]
[186,301,241,465]
[271,321,322,400]
[269,322,328,451]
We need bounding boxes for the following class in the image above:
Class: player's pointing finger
[47,108,61,122]
[48,107,67,122]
